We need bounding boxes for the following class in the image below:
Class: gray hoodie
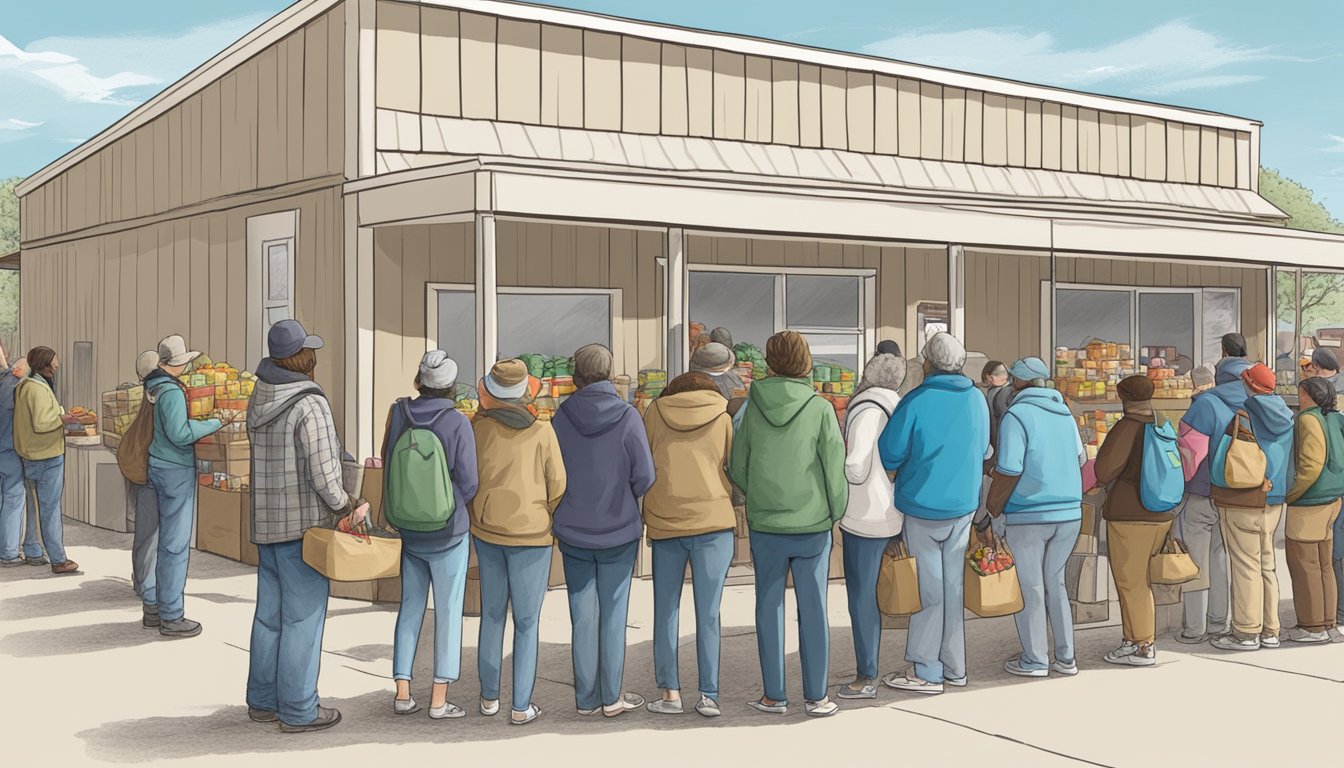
[247,359,350,545]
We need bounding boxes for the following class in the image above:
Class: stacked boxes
[101,383,144,450]
[1056,341,1140,402]
[1068,501,1109,624]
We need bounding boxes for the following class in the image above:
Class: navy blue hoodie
[551,381,656,549]
[382,396,479,549]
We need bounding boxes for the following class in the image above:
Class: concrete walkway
[2,521,1341,767]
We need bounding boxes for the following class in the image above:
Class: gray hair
[573,343,614,388]
[1190,364,1215,389]
[854,353,907,397]
[924,332,967,373]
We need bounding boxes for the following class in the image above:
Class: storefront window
[689,271,776,352]
[1139,292,1195,374]
[498,292,613,361]
[1202,289,1240,365]
[786,275,860,329]
[1056,289,1132,349]
[802,333,860,373]
[433,289,477,387]
[1275,269,1298,379]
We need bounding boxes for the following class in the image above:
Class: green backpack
[384,401,456,532]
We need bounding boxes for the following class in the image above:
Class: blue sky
[1,0,1341,218]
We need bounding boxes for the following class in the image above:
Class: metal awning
[0,251,18,271]
[378,115,1286,225]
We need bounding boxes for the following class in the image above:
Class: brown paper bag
[876,540,921,616]
[1149,533,1200,585]
[964,530,1024,617]
[302,527,401,582]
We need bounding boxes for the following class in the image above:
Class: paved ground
[3,520,1342,767]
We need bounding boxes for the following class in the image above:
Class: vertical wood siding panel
[1060,105,1078,172]
[1024,99,1042,168]
[325,7,344,174]
[285,33,305,183]
[207,215,227,361]
[459,13,498,120]
[874,74,899,155]
[622,37,661,134]
[1116,114,1132,177]
[1145,118,1167,181]
[153,118,171,214]
[584,31,622,131]
[421,9,462,118]
[167,109,183,209]
[1218,129,1237,188]
[236,61,259,193]
[1201,126,1219,186]
[225,213,247,367]
[798,64,821,148]
[896,78,920,158]
[942,87,966,162]
[201,82,222,200]
[1166,122,1187,182]
[498,20,542,124]
[1235,131,1252,189]
[686,47,715,138]
[745,56,773,143]
[845,71,873,153]
[659,44,689,136]
[1077,108,1100,173]
[714,51,747,141]
[963,90,984,164]
[541,25,582,128]
[375,0,421,112]
[257,47,283,188]
[1041,102,1062,171]
[982,93,1008,166]
[772,60,800,146]
[303,14,332,175]
[1005,96,1026,167]
[920,82,943,160]
[818,66,847,150]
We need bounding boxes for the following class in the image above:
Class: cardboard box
[464,566,481,617]
[196,486,244,562]
[196,440,250,464]
[1066,553,1109,603]
[1081,502,1098,535]
[1073,533,1098,555]
[1071,599,1109,624]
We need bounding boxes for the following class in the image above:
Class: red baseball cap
[1241,363,1276,395]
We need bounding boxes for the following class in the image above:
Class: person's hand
[1263,479,1273,492]
[884,537,903,558]
[351,501,370,527]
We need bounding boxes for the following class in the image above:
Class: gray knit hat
[924,332,967,373]
[690,342,734,372]
[418,350,458,389]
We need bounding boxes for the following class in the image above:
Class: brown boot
[51,561,79,575]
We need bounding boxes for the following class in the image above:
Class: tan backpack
[117,382,170,485]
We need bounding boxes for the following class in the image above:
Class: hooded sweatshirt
[730,376,847,534]
[13,373,65,461]
[382,395,479,547]
[641,390,735,540]
[551,380,656,549]
[247,359,350,544]
[995,388,1085,524]
[1243,392,1295,506]
[878,372,990,521]
[145,369,222,469]
[471,415,565,548]
[1179,357,1251,496]
[839,387,902,538]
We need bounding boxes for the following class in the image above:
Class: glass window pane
[801,333,860,375]
[1056,289,1131,349]
[689,271,776,352]
[786,275,860,329]
[1202,290,1239,367]
[498,293,611,364]
[436,290,477,387]
[266,305,289,325]
[1301,272,1344,350]
[1275,270,1298,380]
[267,243,289,302]
[1139,292,1195,373]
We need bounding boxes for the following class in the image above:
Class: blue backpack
[1139,417,1185,513]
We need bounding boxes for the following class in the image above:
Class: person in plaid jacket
[245,319,367,734]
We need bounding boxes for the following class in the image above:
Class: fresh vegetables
[733,342,766,373]
[969,543,1015,576]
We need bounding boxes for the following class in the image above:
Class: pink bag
[1082,459,1098,493]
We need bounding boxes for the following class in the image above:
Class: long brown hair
[27,347,56,376]
[274,348,317,380]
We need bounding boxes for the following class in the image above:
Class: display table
[60,439,128,533]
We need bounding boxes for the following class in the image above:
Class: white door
[246,211,299,367]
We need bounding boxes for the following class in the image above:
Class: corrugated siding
[368,3,1254,196]
[23,5,346,242]
[20,188,348,439]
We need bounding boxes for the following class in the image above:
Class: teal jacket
[146,371,222,468]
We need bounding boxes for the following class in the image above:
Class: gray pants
[127,480,160,608]
[904,513,973,684]
[1176,494,1229,636]
[1335,559,1344,627]
[1006,520,1082,670]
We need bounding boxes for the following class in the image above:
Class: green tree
[1260,167,1344,234]
[0,176,18,358]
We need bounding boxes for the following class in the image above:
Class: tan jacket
[642,390,735,540]
[14,376,65,461]
[1288,413,1327,505]
[469,416,567,547]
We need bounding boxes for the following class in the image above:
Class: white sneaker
[393,696,420,715]
[836,681,877,699]
[603,692,645,718]
[1104,643,1155,666]
[479,698,500,716]
[645,698,684,715]
[805,698,839,717]
[882,671,943,695]
[429,702,465,720]
[747,698,787,715]
[695,696,721,718]
[1260,634,1282,649]
[1051,660,1079,677]
[945,675,968,688]
[1287,627,1330,644]
[1210,634,1260,652]
[1105,641,1139,660]
[1004,658,1048,678]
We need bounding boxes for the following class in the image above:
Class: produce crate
[195,486,257,565]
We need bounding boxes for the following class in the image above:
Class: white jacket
[839,387,903,538]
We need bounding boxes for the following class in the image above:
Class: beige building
[16,0,1344,462]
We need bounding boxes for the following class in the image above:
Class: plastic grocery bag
[964,529,1024,617]
[877,540,921,616]
[1149,532,1200,585]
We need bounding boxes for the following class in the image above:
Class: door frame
[246,210,299,369]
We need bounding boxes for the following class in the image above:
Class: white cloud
[864,20,1281,96]
[1323,135,1344,154]
[0,118,43,131]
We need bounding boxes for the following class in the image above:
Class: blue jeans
[247,540,330,726]
[1006,520,1082,670]
[22,456,67,565]
[842,530,893,681]
[128,480,160,607]
[394,534,470,683]
[651,531,733,699]
[560,539,638,710]
[148,458,197,622]
[0,450,39,561]
[903,513,973,684]
[750,529,831,703]
[475,540,551,711]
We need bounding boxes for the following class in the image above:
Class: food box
[196,486,249,562]
[1066,553,1109,603]
[1071,600,1109,625]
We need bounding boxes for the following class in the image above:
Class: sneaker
[881,671,943,695]
[1004,658,1048,678]
[1260,634,1282,649]
[945,675,968,688]
[836,682,877,700]
[248,708,279,723]
[159,618,202,638]
[0,557,24,567]
[25,555,49,566]
[602,692,644,718]
[576,706,601,716]
[694,696,721,718]
[1051,660,1079,677]
[1104,643,1155,666]
[50,560,79,575]
[429,702,465,720]
[479,698,500,716]
[279,706,341,733]
[1210,634,1260,652]
[805,698,839,718]
[142,606,161,629]
[510,704,541,725]
[645,698,684,715]
[747,698,787,715]
[1175,630,1208,645]
[1287,627,1330,645]
[393,697,420,715]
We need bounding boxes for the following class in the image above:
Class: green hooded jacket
[729,376,847,534]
